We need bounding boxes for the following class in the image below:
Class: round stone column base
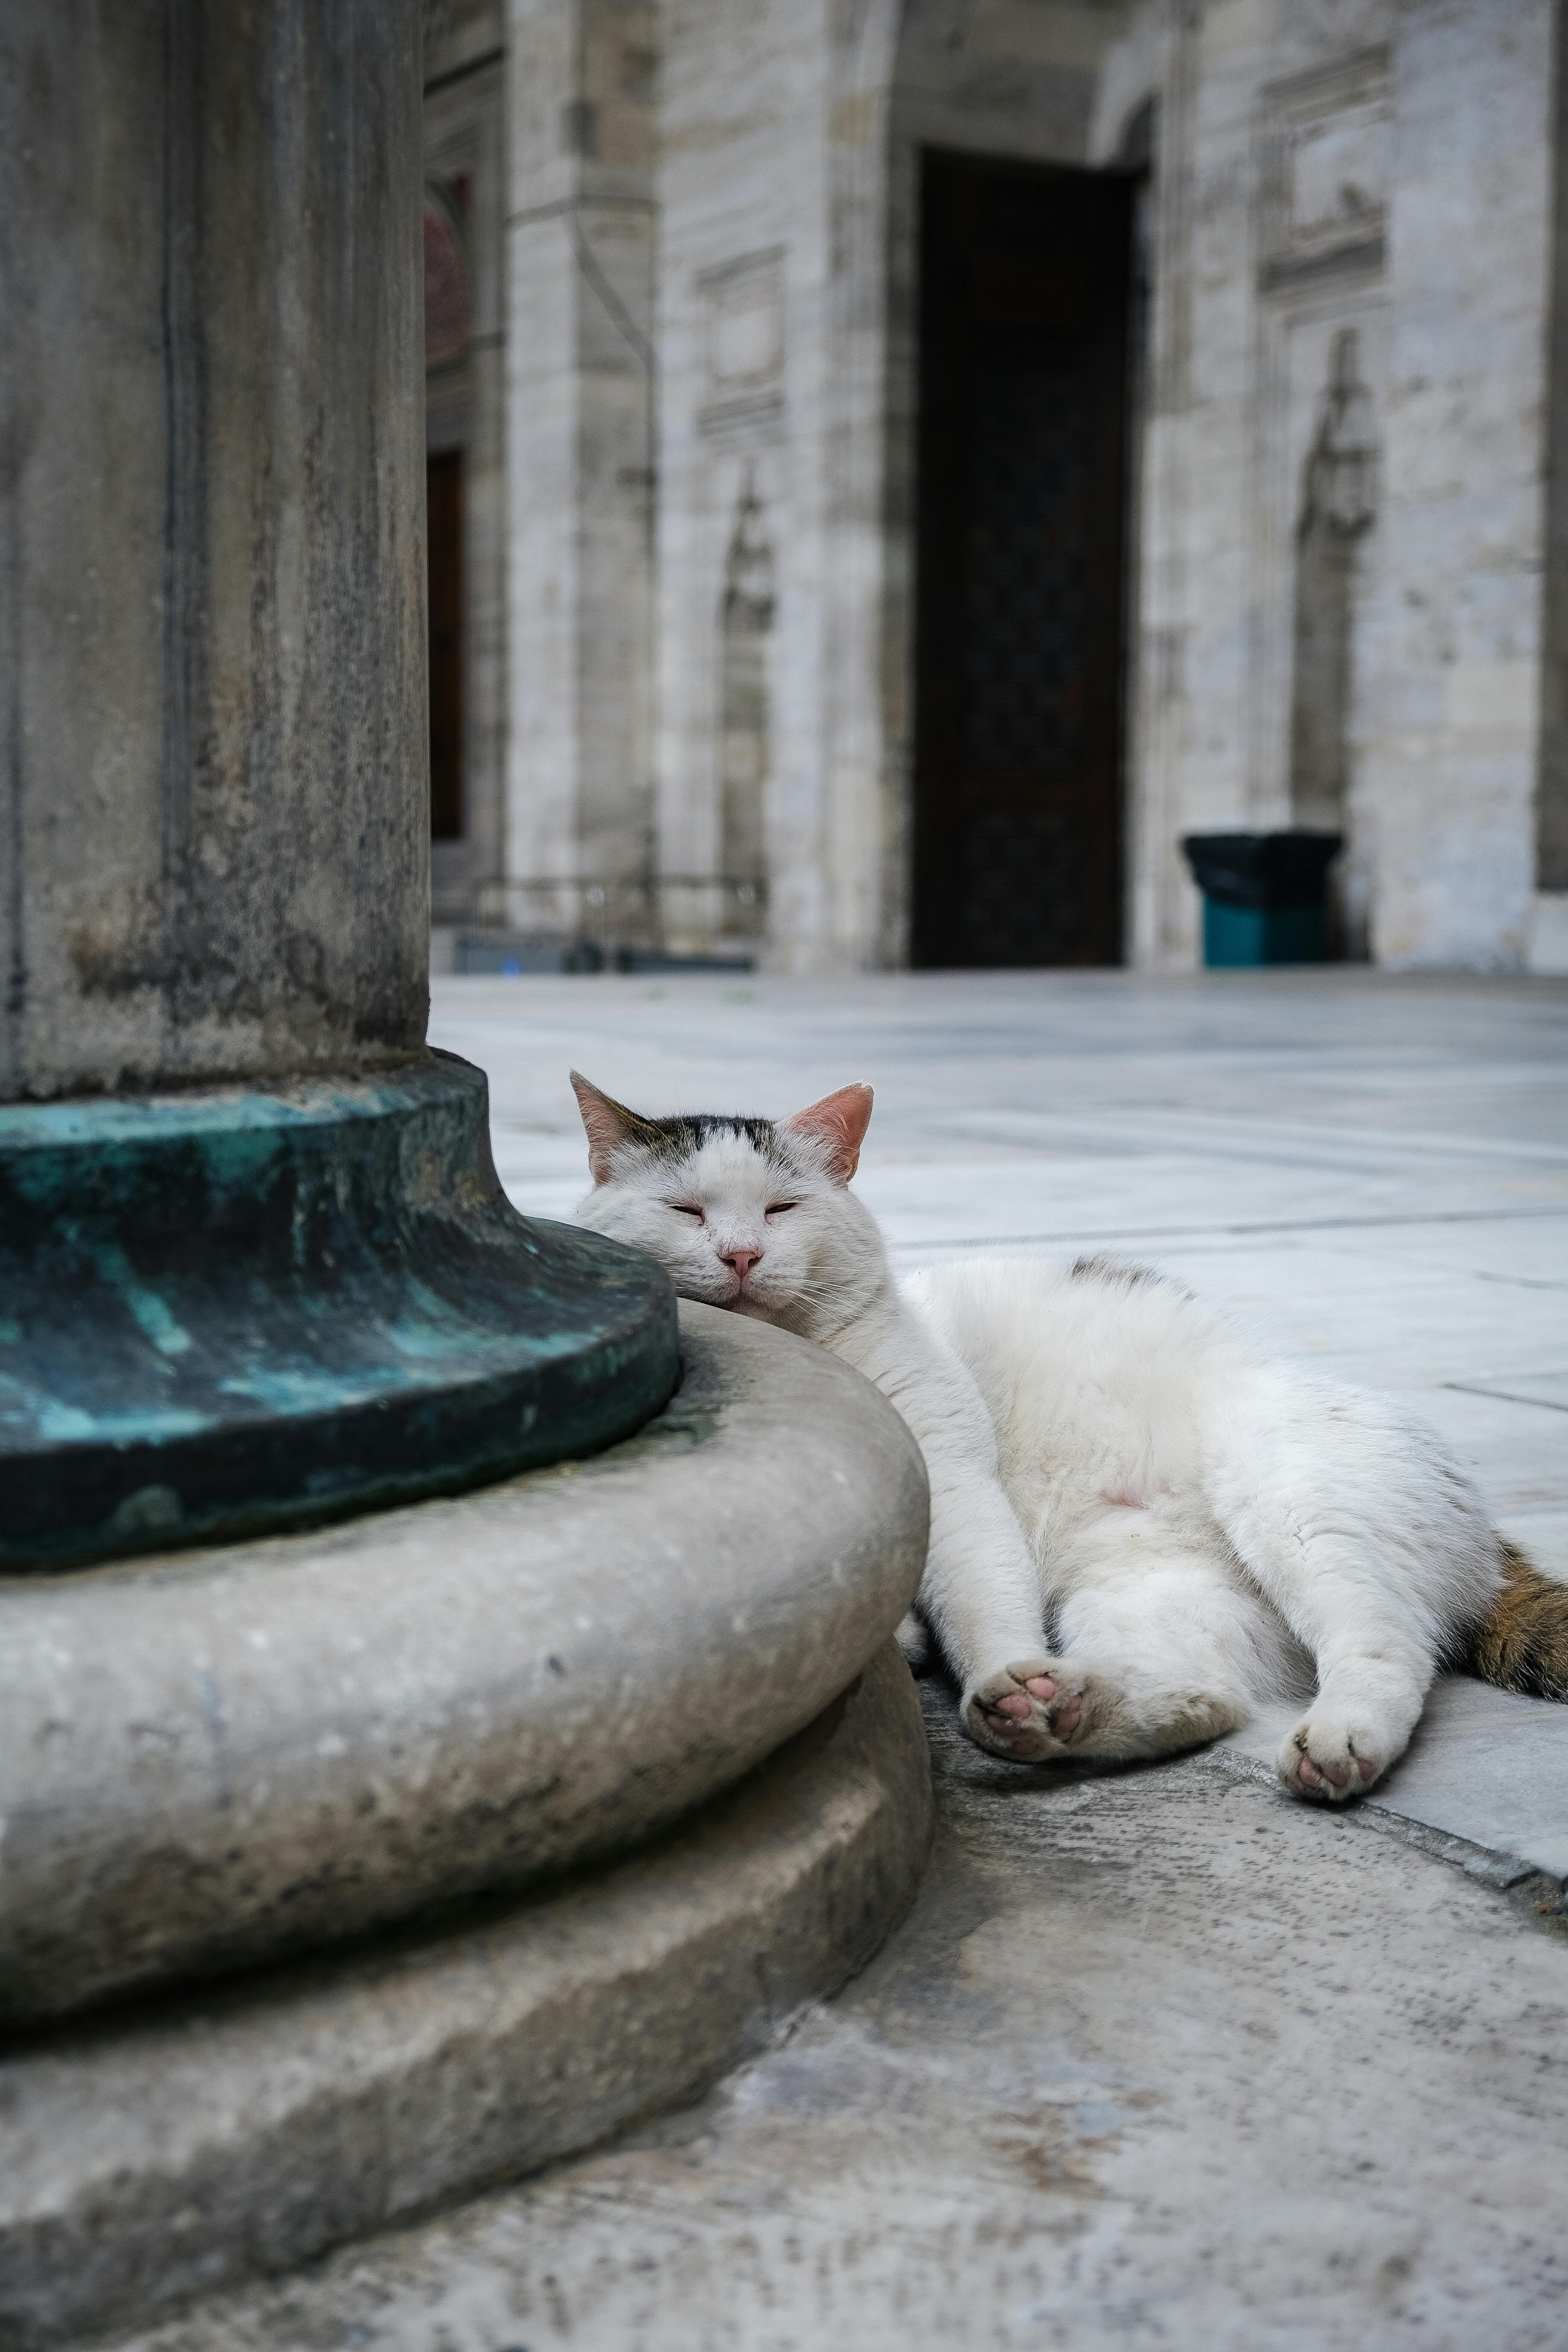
[0,1051,677,1572]
[0,1645,931,2352]
[0,1305,929,2020]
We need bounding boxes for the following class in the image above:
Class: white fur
[576,1111,1502,1801]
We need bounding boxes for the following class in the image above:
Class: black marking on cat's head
[621,1109,781,1166]
[571,1071,800,1185]
[1070,1254,1167,1291]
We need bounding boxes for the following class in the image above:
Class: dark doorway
[427,449,464,841]
[913,152,1135,967]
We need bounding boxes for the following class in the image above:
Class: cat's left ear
[780,1083,874,1184]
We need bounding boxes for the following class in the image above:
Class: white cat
[571,1073,1567,1799]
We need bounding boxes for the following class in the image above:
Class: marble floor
[435,966,1568,1580]
[116,970,1568,2352]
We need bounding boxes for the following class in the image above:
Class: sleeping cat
[571,1072,1568,1799]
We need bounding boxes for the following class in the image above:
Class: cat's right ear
[570,1071,643,1185]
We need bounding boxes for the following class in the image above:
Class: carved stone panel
[698,249,786,444]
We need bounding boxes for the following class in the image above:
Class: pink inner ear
[781,1083,874,1183]
[570,1070,634,1185]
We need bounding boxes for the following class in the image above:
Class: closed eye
[765,1201,798,1217]
[670,1203,705,1222]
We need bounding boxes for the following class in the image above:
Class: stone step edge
[0,1643,933,2352]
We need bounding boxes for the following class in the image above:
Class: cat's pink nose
[722,1246,763,1282]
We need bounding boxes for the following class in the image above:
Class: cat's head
[570,1073,887,1338]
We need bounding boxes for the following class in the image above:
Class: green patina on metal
[0,1051,679,1571]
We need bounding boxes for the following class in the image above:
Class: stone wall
[653,0,837,968]
[425,0,1568,975]
[1367,0,1553,970]
[1118,0,1556,972]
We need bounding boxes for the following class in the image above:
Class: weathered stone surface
[0,1642,933,2352]
[0,0,429,1098]
[0,1302,928,2021]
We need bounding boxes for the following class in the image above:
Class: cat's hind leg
[896,1609,934,1672]
[1207,1369,1496,1803]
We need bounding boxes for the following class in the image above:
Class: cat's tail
[1462,1540,1568,1700]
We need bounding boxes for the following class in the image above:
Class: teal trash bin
[1181,831,1342,967]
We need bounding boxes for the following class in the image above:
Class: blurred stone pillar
[2,0,430,1098]
[505,0,657,946]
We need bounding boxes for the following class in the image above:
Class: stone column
[0,0,677,1570]
[505,0,657,947]
[2,0,430,1098]
[1359,0,1554,969]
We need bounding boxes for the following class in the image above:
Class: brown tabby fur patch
[1464,1540,1568,1700]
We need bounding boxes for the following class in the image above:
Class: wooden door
[913,153,1133,967]
[427,449,464,841]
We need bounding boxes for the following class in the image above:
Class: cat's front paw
[896,1609,934,1673]
[964,1659,1100,1762]
[1277,1710,1391,1803]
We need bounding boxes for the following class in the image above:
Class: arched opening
[867,3,1151,971]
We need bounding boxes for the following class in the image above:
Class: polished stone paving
[115,972,1568,2352]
